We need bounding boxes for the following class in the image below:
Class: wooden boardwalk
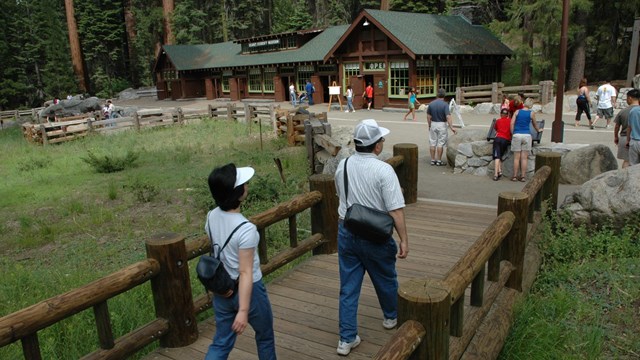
[144,199,497,360]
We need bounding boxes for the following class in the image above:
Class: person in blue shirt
[510,99,542,182]
[305,80,315,105]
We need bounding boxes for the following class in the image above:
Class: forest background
[1,0,639,110]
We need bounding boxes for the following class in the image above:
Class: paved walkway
[117,98,621,208]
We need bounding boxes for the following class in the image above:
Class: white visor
[234,167,255,187]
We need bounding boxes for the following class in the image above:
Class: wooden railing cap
[498,192,529,201]
[399,279,449,303]
[145,233,185,246]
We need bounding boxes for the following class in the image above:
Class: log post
[399,279,450,359]
[535,152,561,212]
[455,87,462,105]
[86,118,94,133]
[497,192,529,291]
[21,334,41,360]
[40,125,49,145]
[491,82,499,104]
[470,266,485,307]
[133,112,140,131]
[145,233,198,347]
[309,174,339,255]
[393,144,418,204]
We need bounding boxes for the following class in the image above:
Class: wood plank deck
[143,199,497,360]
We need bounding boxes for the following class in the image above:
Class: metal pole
[552,0,570,143]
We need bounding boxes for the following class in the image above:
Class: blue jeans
[206,280,276,360]
[290,91,297,106]
[338,222,398,342]
[347,96,354,111]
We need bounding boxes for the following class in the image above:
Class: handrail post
[535,152,561,212]
[497,192,529,291]
[393,143,418,204]
[309,174,339,254]
[399,279,450,359]
[145,233,198,347]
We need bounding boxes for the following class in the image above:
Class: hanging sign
[364,62,386,71]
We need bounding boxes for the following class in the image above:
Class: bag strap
[343,157,350,208]
[206,217,249,259]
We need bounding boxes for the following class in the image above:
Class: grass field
[0,119,311,359]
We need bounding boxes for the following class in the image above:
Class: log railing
[375,152,561,360]
[455,81,555,106]
[0,143,419,360]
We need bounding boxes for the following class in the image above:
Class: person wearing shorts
[510,99,542,182]
[427,88,456,166]
[492,108,512,181]
[594,80,616,129]
[626,99,640,166]
[613,88,639,168]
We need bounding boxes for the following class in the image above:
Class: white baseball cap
[234,167,255,187]
[353,119,390,146]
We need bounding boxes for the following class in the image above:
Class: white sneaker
[337,335,361,356]
[345,110,349,113]
[382,318,397,329]
[606,124,611,129]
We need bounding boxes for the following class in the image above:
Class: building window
[248,69,262,93]
[460,59,479,88]
[481,58,497,84]
[222,70,232,92]
[263,67,276,93]
[342,63,360,90]
[438,60,458,95]
[389,61,409,98]
[297,65,314,92]
[416,60,435,97]
[286,36,296,49]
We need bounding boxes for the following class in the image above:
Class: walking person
[427,88,457,166]
[613,88,639,168]
[204,164,276,360]
[334,119,409,356]
[575,78,592,127]
[492,108,512,181]
[289,82,297,106]
[594,80,617,129]
[345,85,355,113]
[510,99,542,182]
[624,90,640,166]
[363,83,373,110]
[402,87,420,121]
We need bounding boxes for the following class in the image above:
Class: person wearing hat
[333,119,409,356]
[204,164,276,360]
[492,108,513,181]
[427,88,457,166]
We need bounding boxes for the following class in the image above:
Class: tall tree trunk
[162,0,175,44]
[124,0,138,86]
[520,13,533,85]
[64,0,87,92]
[381,0,389,10]
[567,11,587,91]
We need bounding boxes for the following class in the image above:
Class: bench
[486,118,544,144]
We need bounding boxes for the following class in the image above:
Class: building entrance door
[373,74,386,109]
[350,75,363,109]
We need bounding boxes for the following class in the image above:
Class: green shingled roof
[365,9,512,56]
[163,25,350,71]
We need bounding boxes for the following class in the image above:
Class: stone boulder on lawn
[559,144,618,185]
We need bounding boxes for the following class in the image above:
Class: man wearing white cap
[333,119,409,356]
[205,163,276,359]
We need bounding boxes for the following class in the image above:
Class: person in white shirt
[289,82,297,106]
[593,80,617,129]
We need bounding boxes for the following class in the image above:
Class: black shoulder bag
[343,157,395,244]
[196,220,249,297]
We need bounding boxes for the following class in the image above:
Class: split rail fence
[455,81,555,106]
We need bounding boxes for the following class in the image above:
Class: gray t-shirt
[614,105,638,137]
[427,99,450,122]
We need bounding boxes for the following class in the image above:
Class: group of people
[342,82,374,112]
[204,119,407,359]
[574,79,617,129]
[289,80,316,106]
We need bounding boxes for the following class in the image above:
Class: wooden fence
[0,144,420,360]
[373,152,561,360]
[455,81,555,106]
[20,102,280,145]
[0,108,44,129]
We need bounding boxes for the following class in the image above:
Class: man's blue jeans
[206,280,276,360]
[338,222,398,342]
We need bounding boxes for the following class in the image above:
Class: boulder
[473,102,496,115]
[445,128,487,166]
[559,144,618,185]
[560,165,640,227]
[39,97,102,119]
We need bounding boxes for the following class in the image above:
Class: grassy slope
[0,120,310,358]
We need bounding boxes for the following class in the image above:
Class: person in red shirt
[362,83,374,110]
[508,93,524,118]
[492,108,512,181]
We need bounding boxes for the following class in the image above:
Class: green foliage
[500,214,640,359]
[172,0,208,44]
[126,179,159,203]
[81,150,139,173]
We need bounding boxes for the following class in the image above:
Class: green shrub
[81,150,139,173]
[127,179,159,203]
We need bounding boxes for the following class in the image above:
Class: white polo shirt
[334,152,405,219]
